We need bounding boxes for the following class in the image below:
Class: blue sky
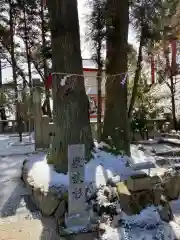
[2,1,137,82]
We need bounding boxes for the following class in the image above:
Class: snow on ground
[25,140,179,193]
[0,133,35,156]
[130,144,156,165]
[24,146,136,192]
[0,133,38,219]
[102,207,178,240]
[0,133,58,240]
[3,133,180,239]
[25,139,168,193]
[22,138,180,239]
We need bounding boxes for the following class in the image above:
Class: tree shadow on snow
[0,175,58,239]
[0,180,38,218]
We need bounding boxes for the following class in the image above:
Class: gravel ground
[0,134,58,240]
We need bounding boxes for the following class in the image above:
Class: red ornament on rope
[45,74,52,89]
[151,54,155,84]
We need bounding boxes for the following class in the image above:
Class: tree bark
[102,0,130,155]
[97,68,102,143]
[164,48,177,130]
[0,58,2,88]
[47,0,93,173]
[170,74,177,130]
[9,0,18,120]
[96,13,103,143]
[23,6,32,90]
[40,1,51,118]
[128,30,143,119]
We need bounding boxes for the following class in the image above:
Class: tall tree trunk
[23,6,32,90]
[97,67,102,143]
[0,58,2,88]
[164,48,177,130]
[170,74,177,130]
[40,1,51,118]
[9,0,18,120]
[102,0,130,155]
[96,10,103,143]
[47,0,93,173]
[128,30,143,119]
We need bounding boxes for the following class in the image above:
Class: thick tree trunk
[97,68,102,143]
[102,0,130,155]
[128,31,143,119]
[97,41,102,143]
[47,0,93,173]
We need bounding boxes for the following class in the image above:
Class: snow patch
[24,148,136,192]
[102,207,176,240]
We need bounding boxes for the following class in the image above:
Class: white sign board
[68,144,86,216]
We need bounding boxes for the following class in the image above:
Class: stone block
[151,175,161,185]
[117,181,156,214]
[126,174,152,192]
[32,188,60,216]
[130,190,154,213]
[153,187,163,205]
[55,200,66,220]
[163,175,180,200]
[158,195,173,222]
[116,182,132,214]
[22,160,68,217]
[41,115,50,148]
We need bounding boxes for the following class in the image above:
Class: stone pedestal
[41,115,51,148]
[65,213,91,232]
[126,174,152,192]
[116,182,132,214]
[164,175,180,200]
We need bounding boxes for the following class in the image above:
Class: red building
[83,59,105,120]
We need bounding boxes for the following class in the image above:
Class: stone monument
[65,144,90,232]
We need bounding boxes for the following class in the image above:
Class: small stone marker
[65,144,90,232]
[68,144,86,215]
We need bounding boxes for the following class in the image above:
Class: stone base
[163,175,180,200]
[126,174,153,192]
[116,181,162,214]
[116,182,132,214]
[60,231,99,240]
[58,222,99,240]
[22,159,99,239]
[65,213,90,232]
[32,188,60,216]
[22,160,67,217]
